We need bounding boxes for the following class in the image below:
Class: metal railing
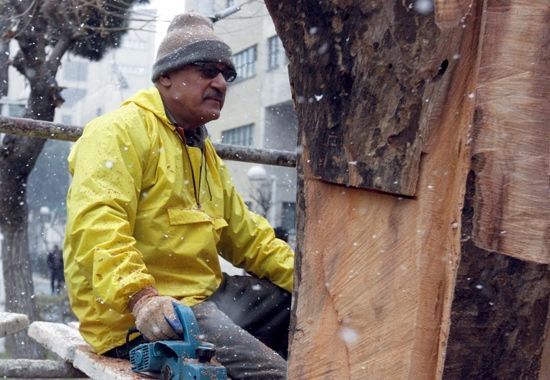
[0,116,298,168]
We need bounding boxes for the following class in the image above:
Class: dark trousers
[105,274,292,380]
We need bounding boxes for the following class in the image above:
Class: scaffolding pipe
[0,116,297,168]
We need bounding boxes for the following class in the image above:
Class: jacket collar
[122,87,208,147]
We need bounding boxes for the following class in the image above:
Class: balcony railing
[0,116,297,168]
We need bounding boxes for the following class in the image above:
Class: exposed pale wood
[266,0,550,376]
[435,0,474,29]
[28,321,150,380]
[0,359,86,378]
[471,0,550,263]
[441,1,550,377]
[267,0,483,378]
[0,312,28,337]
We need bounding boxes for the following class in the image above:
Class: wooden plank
[73,350,156,380]
[0,312,29,337]
[28,321,150,380]
[471,0,550,263]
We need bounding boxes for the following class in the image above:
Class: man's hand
[130,287,180,341]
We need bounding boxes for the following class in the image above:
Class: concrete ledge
[0,359,86,378]
[28,321,150,379]
[0,312,29,337]
[28,321,87,362]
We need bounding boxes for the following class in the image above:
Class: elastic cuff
[128,286,158,311]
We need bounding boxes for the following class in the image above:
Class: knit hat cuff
[151,40,234,82]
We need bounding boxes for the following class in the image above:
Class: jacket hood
[122,87,174,130]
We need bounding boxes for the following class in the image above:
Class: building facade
[55,8,157,127]
[186,0,298,239]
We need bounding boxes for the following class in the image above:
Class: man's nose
[210,72,228,92]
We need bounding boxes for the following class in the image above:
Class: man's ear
[158,74,172,88]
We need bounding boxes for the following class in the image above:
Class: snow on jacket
[63,87,294,354]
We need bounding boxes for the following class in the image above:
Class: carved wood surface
[266,0,483,377]
[266,0,550,378]
[471,0,550,263]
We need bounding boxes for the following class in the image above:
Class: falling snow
[339,326,359,345]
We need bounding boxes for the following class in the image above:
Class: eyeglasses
[191,62,237,83]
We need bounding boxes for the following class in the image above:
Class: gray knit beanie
[151,13,235,82]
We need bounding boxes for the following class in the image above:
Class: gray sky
[147,0,187,49]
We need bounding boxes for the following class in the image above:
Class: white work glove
[130,287,180,341]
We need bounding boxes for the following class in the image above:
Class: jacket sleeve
[65,113,155,313]
[217,162,294,293]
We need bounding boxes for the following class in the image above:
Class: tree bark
[0,217,43,358]
[266,0,549,378]
[0,68,53,359]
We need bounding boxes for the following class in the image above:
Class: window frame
[232,45,258,82]
[267,35,284,71]
[221,123,254,147]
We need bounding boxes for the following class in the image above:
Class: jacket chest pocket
[167,208,228,247]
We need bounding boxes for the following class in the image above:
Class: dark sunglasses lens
[199,66,219,79]
[195,63,236,82]
[223,69,237,82]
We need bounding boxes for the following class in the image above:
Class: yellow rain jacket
[64,87,294,354]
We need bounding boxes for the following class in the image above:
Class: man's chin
[200,110,221,123]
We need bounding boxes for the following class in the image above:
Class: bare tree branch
[46,36,73,74]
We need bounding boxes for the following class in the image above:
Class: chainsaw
[129,302,227,380]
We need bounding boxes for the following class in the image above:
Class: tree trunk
[0,41,8,98]
[266,0,549,378]
[0,84,51,358]
[1,220,44,358]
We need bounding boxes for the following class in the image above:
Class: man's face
[158,62,234,130]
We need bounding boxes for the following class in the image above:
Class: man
[46,245,64,294]
[64,13,294,380]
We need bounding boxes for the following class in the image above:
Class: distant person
[64,13,294,380]
[46,245,64,294]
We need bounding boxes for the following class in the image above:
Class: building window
[123,36,147,50]
[222,124,254,146]
[267,35,286,70]
[281,202,296,233]
[63,61,88,82]
[8,104,25,117]
[61,115,73,125]
[61,88,87,108]
[118,65,146,76]
[226,0,236,6]
[232,45,257,81]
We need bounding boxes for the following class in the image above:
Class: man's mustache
[204,89,224,102]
